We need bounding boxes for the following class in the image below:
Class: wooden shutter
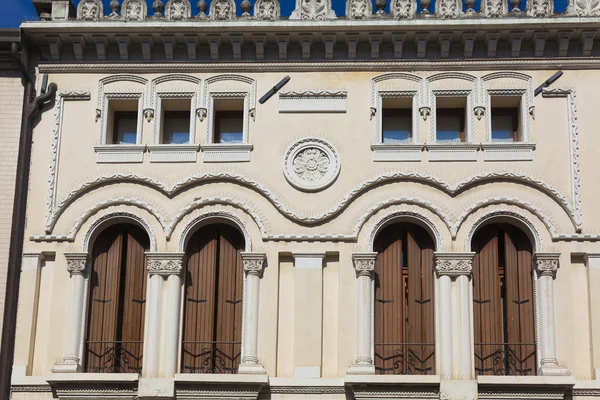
[182,224,244,374]
[86,224,148,373]
[374,224,435,375]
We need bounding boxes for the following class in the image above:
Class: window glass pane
[216,113,243,143]
[491,112,517,142]
[163,112,190,144]
[436,115,461,142]
[114,113,137,144]
[383,114,411,143]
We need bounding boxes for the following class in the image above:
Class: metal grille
[374,343,435,375]
[181,341,241,374]
[84,341,143,373]
[474,343,536,375]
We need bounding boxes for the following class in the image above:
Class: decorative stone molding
[283,138,341,192]
[77,0,103,20]
[481,143,535,161]
[94,145,146,163]
[574,0,600,15]
[255,0,280,19]
[64,253,91,275]
[178,210,252,252]
[148,145,199,163]
[436,0,461,17]
[481,0,507,16]
[352,253,377,277]
[371,144,423,162]
[527,0,552,16]
[279,90,347,113]
[166,0,191,20]
[391,0,416,18]
[210,0,236,20]
[346,0,372,19]
[534,253,560,278]
[426,143,479,162]
[122,0,147,20]
[146,252,185,275]
[82,210,158,252]
[241,252,267,277]
[434,252,474,277]
[201,143,253,162]
[290,0,337,20]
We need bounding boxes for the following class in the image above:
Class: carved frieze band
[434,252,475,277]
[145,252,185,275]
[241,252,267,277]
[65,252,91,275]
[352,252,377,277]
[533,252,560,278]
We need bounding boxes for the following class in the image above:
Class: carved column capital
[64,253,91,276]
[145,252,185,276]
[352,252,377,277]
[434,252,475,277]
[241,252,267,277]
[534,253,560,278]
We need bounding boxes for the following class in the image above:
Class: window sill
[94,145,145,163]
[371,144,424,162]
[147,144,199,163]
[201,143,253,163]
[426,143,479,162]
[345,374,440,385]
[481,142,535,161]
[174,373,268,384]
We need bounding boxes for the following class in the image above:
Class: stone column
[347,252,377,375]
[534,253,570,376]
[585,253,600,378]
[238,252,267,374]
[434,252,474,379]
[52,253,90,373]
[144,252,184,377]
[149,253,185,377]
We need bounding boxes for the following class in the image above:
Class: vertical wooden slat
[419,229,435,374]
[407,231,422,371]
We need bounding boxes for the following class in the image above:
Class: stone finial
[510,0,522,11]
[241,253,267,277]
[434,253,474,277]
[196,0,208,16]
[241,0,252,16]
[166,0,191,19]
[152,0,164,17]
[375,0,387,14]
[210,0,236,19]
[145,252,185,275]
[108,0,121,17]
[65,253,91,276]
[290,0,337,20]
[255,0,280,19]
[420,0,432,13]
[464,0,476,13]
[122,0,147,20]
[77,0,103,20]
[347,0,373,19]
[534,253,560,278]
[391,0,416,18]
[352,253,377,277]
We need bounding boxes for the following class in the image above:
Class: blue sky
[1,0,568,28]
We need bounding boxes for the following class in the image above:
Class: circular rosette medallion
[283,138,340,192]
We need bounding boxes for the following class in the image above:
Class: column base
[539,365,571,376]
[440,379,478,400]
[138,378,175,399]
[51,361,80,373]
[238,362,267,375]
[346,363,375,375]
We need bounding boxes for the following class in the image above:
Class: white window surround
[372,91,423,162]
[278,89,347,113]
[429,90,476,162]
[149,92,199,163]
[483,89,535,162]
[201,92,252,162]
[96,92,145,163]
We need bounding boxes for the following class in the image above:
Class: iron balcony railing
[181,341,241,374]
[84,341,143,373]
[474,343,536,376]
[374,343,435,375]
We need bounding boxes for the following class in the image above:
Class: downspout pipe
[0,42,56,399]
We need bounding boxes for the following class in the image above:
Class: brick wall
[0,76,24,344]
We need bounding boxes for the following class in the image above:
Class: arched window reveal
[472,224,536,376]
[373,223,435,375]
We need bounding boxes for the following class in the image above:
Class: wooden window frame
[436,108,466,142]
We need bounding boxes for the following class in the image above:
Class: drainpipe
[0,42,56,399]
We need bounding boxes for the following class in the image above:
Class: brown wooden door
[85,224,148,373]
[374,223,435,375]
[182,224,244,374]
[473,224,535,376]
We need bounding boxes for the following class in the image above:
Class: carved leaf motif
[575,0,600,15]
[391,0,414,17]
[302,0,327,19]
[348,0,370,18]
[529,0,551,16]
[213,0,233,19]
[126,0,144,19]
[292,148,330,182]
[485,0,503,16]
[437,0,458,17]
[256,0,279,19]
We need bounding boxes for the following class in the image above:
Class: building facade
[10,0,600,399]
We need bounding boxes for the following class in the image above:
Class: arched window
[182,224,245,374]
[85,224,149,373]
[373,223,435,375]
[472,223,536,376]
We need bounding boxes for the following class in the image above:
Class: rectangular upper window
[213,99,244,144]
[160,99,192,145]
[382,98,412,143]
[107,99,139,145]
[490,97,520,143]
[436,108,465,143]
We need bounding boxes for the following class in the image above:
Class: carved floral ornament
[533,253,560,277]
[434,253,474,277]
[255,0,280,19]
[77,0,103,20]
[210,0,235,20]
[146,253,184,275]
[166,0,191,20]
[65,253,91,275]
[283,138,340,192]
[241,252,267,276]
[352,253,377,277]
